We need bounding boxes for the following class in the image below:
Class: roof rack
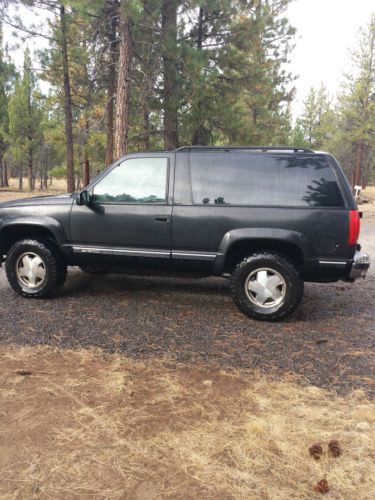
[175,146,314,153]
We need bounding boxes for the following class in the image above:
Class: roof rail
[175,145,314,153]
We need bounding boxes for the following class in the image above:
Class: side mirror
[76,189,91,206]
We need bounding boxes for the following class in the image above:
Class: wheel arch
[215,229,310,274]
[0,218,67,257]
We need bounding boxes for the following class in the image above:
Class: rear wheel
[230,252,304,321]
[5,238,66,298]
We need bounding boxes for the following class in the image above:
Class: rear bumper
[305,250,370,283]
[348,251,370,280]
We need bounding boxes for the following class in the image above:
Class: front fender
[0,215,69,247]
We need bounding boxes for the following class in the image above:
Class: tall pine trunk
[83,119,90,186]
[143,105,151,150]
[353,140,364,188]
[0,154,3,187]
[105,0,118,166]
[114,3,133,159]
[28,148,33,192]
[19,165,23,191]
[191,6,209,145]
[3,159,8,187]
[60,4,75,192]
[162,0,178,150]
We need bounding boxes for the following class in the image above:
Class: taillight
[348,209,360,246]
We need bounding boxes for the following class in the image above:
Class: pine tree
[337,15,375,187]
[8,49,43,192]
[300,84,331,149]
[0,22,15,187]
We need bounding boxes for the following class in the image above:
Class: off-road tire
[5,238,65,298]
[230,252,304,321]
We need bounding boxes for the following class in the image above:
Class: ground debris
[328,439,341,457]
[309,443,323,460]
[314,478,329,494]
[15,369,32,376]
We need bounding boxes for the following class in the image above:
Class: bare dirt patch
[1,346,374,499]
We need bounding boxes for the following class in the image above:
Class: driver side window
[92,157,168,203]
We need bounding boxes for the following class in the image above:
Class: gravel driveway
[0,215,374,395]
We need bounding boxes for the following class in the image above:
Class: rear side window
[189,153,344,207]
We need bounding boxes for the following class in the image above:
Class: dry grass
[0,178,66,203]
[0,346,374,499]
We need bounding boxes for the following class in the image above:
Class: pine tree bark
[0,154,3,187]
[83,154,90,187]
[28,148,33,192]
[60,4,75,192]
[143,105,151,150]
[353,140,364,187]
[114,4,133,159]
[3,159,8,187]
[192,7,210,145]
[19,166,23,191]
[105,0,118,166]
[162,0,178,150]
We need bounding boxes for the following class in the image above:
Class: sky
[2,0,375,118]
[287,0,375,115]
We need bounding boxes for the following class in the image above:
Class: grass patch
[0,345,374,499]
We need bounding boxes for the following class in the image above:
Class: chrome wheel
[245,267,286,309]
[16,252,47,290]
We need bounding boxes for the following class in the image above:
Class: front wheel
[5,238,65,298]
[230,252,304,321]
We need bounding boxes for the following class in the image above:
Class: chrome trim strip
[319,260,348,266]
[72,246,170,258]
[172,252,216,261]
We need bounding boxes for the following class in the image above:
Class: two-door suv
[0,146,370,321]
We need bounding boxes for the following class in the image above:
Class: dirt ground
[0,184,374,499]
[1,346,375,499]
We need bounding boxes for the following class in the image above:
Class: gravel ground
[0,214,374,396]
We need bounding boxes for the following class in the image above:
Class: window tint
[93,157,168,203]
[189,153,344,207]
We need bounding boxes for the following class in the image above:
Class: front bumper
[349,251,370,280]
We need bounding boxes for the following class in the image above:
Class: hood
[0,193,76,209]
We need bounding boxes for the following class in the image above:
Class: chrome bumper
[349,251,370,280]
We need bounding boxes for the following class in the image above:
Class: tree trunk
[83,153,90,187]
[191,8,211,146]
[0,154,3,188]
[19,165,23,191]
[353,140,364,188]
[60,4,75,193]
[28,148,33,192]
[3,159,9,187]
[105,0,118,166]
[143,105,151,150]
[83,119,90,186]
[43,170,48,190]
[114,3,133,159]
[162,0,178,150]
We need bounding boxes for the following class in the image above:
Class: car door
[70,154,173,260]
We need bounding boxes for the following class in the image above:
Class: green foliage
[8,48,43,168]
[2,1,375,190]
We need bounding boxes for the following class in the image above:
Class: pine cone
[314,479,329,494]
[309,443,323,460]
[328,439,341,457]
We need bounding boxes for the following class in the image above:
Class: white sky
[3,0,375,117]
[287,0,375,116]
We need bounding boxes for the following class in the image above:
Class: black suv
[0,146,370,321]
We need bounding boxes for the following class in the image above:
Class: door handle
[155,216,169,222]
